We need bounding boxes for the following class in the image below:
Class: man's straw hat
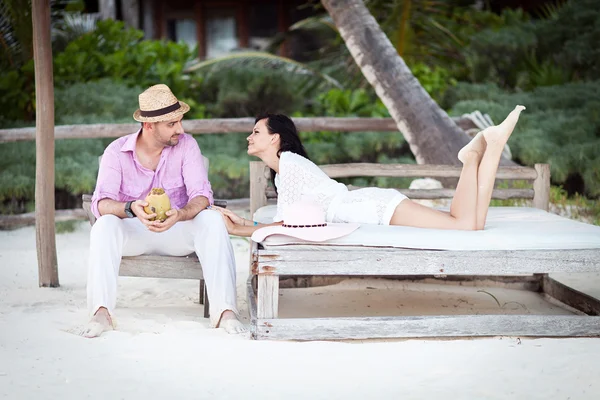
[133,84,190,123]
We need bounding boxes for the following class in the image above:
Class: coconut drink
[144,188,171,222]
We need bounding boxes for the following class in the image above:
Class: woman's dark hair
[254,113,309,191]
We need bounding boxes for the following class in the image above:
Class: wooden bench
[82,156,225,318]
[247,162,600,340]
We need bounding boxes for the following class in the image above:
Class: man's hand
[147,208,180,233]
[130,200,158,228]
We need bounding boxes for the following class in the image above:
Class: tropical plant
[446,81,600,196]
[321,0,492,166]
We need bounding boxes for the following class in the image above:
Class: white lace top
[273,151,348,222]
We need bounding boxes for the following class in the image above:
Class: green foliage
[410,63,457,100]
[534,0,600,81]
[307,88,390,117]
[446,81,600,196]
[1,18,200,123]
[0,138,106,212]
[53,19,199,97]
[0,80,133,212]
[54,79,143,124]
[0,61,35,122]
[55,220,78,234]
[194,133,251,199]
[463,9,537,88]
[463,1,600,90]
[194,67,309,118]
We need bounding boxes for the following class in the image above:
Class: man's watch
[124,201,136,218]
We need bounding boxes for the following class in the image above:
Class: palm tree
[321,0,513,165]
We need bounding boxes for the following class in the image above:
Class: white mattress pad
[253,205,600,251]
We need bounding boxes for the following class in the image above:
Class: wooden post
[249,161,268,218]
[277,0,288,56]
[32,0,59,287]
[237,1,249,49]
[533,163,551,211]
[99,0,117,20]
[257,275,279,319]
[195,2,205,59]
[122,0,140,29]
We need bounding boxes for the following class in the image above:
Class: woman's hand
[219,212,238,235]
[210,205,247,226]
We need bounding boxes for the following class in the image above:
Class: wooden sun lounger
[247,161,600,340]
[81,156,225,318]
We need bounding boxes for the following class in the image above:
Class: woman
[212,106,526,236]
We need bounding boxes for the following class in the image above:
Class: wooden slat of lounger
[256,249,600,276]
[254,315,600,340]
[120,255,203,280]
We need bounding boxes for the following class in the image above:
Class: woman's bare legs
[389,145,483,230]
[390,105,525,230]
[475,105,526,229]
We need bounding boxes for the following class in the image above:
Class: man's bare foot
[217,310,247,334]
[458,131,486,164]
[76,307,114,338]
[481,105,526,146]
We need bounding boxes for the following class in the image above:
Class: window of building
[205,8,238,58]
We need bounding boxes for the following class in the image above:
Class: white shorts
[329,187,408,225]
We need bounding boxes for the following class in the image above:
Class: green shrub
[464,17,537,88]
[534,0,600,81]
[193,66,309,118]
[446,81,600,196]
[54,19,199,97]
[55,79,143,124]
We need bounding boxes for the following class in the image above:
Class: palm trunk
[321,0,513,166]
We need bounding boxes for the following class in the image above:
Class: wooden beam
[257,275,279,319]
[120,255,203,280]
[32,0,59,287]
[0,117,401,143]
[256,248,600,276]
[250,161,269,217]
[0,209,87,229]
[541,274,600,316]
[533,163,550,211]
[254,315,600,340]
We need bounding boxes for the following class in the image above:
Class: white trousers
[87,209,237,327]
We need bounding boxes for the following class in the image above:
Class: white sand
[1,220,599,399]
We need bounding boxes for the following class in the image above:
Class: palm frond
[52,11,98,49]
[184,51,343,89]
[536,0,568,20]
[289,15,337,33]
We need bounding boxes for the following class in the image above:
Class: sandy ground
[1,214,599,399]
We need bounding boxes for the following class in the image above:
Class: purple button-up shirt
[91,130,214,219]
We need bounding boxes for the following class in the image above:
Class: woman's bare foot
[481,105,526,146]
[458,131,486,164]
[217,310,248,334]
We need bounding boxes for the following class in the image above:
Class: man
[79,84,246,337]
